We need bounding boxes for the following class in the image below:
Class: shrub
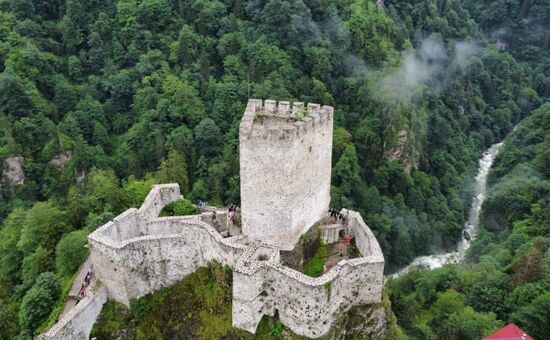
[129,299,150,322]
[34,272,60,301]
[21,246,53,291]
[162,199,199,216]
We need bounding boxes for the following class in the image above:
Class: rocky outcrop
[385,130,419,174]
[1,156,25,187]
[49,151,71,168]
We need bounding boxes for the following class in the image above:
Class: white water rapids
[391,142,504,278]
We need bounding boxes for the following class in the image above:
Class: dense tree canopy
[0,0,548,338]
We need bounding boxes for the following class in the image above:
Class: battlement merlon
[239,99,334,141]
[239,98,333,249]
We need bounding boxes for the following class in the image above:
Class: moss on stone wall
[280,220,325,271]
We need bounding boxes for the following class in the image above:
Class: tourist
[85,267,93,284]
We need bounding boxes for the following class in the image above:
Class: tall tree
[156,148,189,195]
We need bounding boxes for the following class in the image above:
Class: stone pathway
[60,256,93,318]
[324,242,347,270]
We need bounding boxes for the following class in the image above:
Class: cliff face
[327,288,406,340]
[331,303,388,339]
[384,129,420,174]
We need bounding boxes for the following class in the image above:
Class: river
[390,142,504,278]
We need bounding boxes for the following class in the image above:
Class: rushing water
[391,142,504,278]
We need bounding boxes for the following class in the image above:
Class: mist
[378,37,482,103]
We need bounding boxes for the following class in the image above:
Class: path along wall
[36,280,107,340]
[232,210,384,338]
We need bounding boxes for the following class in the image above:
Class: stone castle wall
[88,184,247,306]
[239,99,334,250]
[232,210,384,339]
[42,184,384,339]
[37,280,108,340]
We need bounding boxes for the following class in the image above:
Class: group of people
[77,265,94,299]
[328,208,346,223]
[229,204,240,225]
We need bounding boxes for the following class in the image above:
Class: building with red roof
[483,323,534,340]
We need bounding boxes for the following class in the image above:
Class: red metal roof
[483,323,534,340]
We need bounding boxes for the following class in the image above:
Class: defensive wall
[40,184,384,339]
[239,99,334,250]
[37,279,107,340]
[88,184,247,306]
[232,209,384,338]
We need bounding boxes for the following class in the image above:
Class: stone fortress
[40,99,385,339]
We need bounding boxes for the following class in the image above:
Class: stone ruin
[39,99,385,339]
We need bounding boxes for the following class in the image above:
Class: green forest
[0,0,548,339]
[388,103,550,339]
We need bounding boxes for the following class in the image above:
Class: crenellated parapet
[240,99,334,250]
[239,99,334,141]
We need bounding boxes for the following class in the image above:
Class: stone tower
[239,99,334,250]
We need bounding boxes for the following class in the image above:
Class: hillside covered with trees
[388,104,550,339]
[0,0,548,338]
